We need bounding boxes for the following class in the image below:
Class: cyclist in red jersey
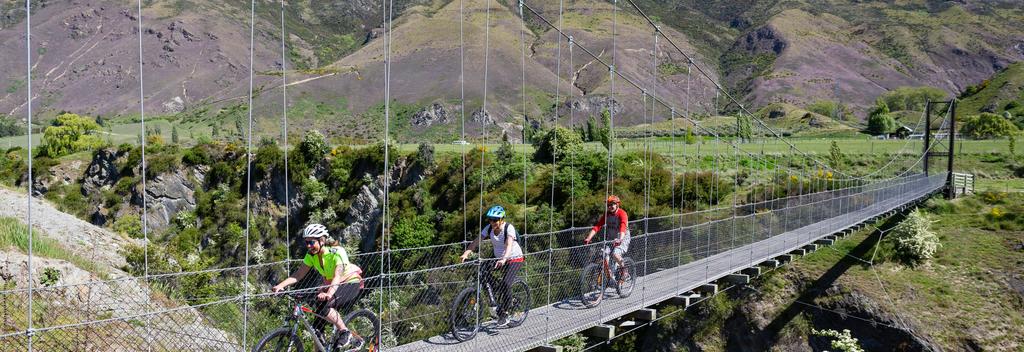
[583,195,630,280]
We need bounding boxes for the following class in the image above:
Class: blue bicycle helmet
[485,205,506,220]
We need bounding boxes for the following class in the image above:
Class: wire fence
[0,172,945,351]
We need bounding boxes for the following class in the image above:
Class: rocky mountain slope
[0,0,1021,136]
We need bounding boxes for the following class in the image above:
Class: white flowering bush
[813,328,864,352]
[887,210,940,266]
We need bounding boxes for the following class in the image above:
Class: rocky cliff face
[340,155,429,252]
[131,169,198,231]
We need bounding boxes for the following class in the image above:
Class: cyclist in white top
[459,205,524,327]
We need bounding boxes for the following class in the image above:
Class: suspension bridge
[1,0,960,351]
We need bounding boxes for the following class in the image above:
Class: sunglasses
[487,217,501,222]
[305,240,318,246]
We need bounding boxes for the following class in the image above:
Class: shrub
[182,145,212,166]
[253,142,283,178]
[812,328,864,352]
[962,113,1019,139]
[391,214,436,249]
[39,267,61,286]
[114,215,144,239]
[533,126,583,163]
[886,210,940,266]
[675,171,734,207]
[299,130,329,161]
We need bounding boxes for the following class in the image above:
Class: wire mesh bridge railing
[0,172,946,352]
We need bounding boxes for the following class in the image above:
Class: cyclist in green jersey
[272,224,364,349]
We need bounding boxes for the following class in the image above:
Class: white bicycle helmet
[302,223,329,239]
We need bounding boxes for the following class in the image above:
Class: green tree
[829,141,844,168]
[0,117,21,137]
[869,101,890,117]
[42,113,102,157]
[877,86,946,112]
[1009,135,1016,156]
[808,100,852,121]
[736,114,753,141]
[866,113,897,135]
[962,113,1019,139]
[496,138,515,164]
[596,109,612,150]
[171,125,179,144]
[533,126,583,163]
[684,126,697,144]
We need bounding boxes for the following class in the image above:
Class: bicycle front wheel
[450,287,481,342]
[252,327,303,352]
[615,257,637,298]
[504,279,531,328]
[344,309,384,351]
[580,263,605,308]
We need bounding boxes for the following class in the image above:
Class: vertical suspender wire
[594,0,619,327]
[546,0,566,329]
[377,0,388,343]
[755,131,766,266]
[517,0,530,308]
[681,62,691,287]
[135,1,153,349]
[641,28,655,305]
[383,0,395,344]
[243,0,256,347]
[640,92,649,305]
[568,38,576,228]
[477,0,493,330]
[730,110,739,270]
[24,0,33,349]
[280,0,291,273]
[136,0,149,282]
[671,108,681,293]
[460,0,467,244]
[704,133,719,283]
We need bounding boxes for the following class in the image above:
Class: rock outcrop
[82,148,125,195]
[132,169,198,230]
[340,156,428,252]
[31,159,86,197]
[411,103,451,127]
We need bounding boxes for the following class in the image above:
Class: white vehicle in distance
[452,140,470,145]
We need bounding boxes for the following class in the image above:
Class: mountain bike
[253,292,381,352]
[579,241,636,308]
[449,259,532,342]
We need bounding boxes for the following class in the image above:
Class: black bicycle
[449,259,532,342]
[580,242,636,308]
[253,292,383,352]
